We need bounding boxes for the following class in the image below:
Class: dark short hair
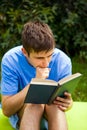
[22,21,55,54]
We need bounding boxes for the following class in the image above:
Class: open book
[24,73,82,104]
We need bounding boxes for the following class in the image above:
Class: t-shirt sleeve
[1,56,19,95]
[58,55,72,80]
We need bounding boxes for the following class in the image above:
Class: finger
[36,67,50,79]
[57,105,67,111]
[56,101,73,111]
[55,96,70,104]
[54,96,73,108]
[64,92,72,99]
[54,100,70,107]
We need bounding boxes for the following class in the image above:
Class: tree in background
[0,0,87,60]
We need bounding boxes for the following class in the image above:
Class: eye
[36,57,44,59]
[47,54,52,58]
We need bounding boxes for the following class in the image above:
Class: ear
[21,47,28,57]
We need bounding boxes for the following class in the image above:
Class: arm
[2,85,29,117]
[1,55,30,117]
[1,67,50,117]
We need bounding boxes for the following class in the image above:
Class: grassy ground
[71,57,87,102]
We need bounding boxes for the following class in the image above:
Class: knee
[25,104,45,113]
[45,104,62,117]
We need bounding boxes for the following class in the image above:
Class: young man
[1,21,73,130]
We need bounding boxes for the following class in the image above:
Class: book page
[58,73,82,85]
[31,78,57,86]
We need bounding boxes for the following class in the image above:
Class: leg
[18,104,45,130]
[45,104,68,130]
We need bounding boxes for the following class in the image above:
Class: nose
[42,58,49,68]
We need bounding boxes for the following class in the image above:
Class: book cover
[24,73,82,104]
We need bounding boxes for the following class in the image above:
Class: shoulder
[52,48,72,80]
[53,48,71,63]
[1,46,23,64]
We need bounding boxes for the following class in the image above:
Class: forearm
[2,85,29,117]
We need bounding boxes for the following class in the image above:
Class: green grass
[72,57,87,102]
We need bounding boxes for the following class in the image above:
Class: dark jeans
[40,117,48,130]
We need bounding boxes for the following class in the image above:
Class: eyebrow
[34,52,53,59]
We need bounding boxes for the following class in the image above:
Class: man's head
[21,21,55,68]
[22,20,55,55]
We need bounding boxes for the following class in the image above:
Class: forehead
[30,49,54,58]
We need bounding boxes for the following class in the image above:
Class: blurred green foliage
[0,0,87,60]
[72,57,87,102]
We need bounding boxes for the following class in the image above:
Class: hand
[36,67,50,79]
[53,92,73,111]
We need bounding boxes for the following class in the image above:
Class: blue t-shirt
[1,45,72,128]
[1,46,72,95]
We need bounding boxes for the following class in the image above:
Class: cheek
[48,57,52,62]
[30,59,41,67]
[35,60,45,68]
